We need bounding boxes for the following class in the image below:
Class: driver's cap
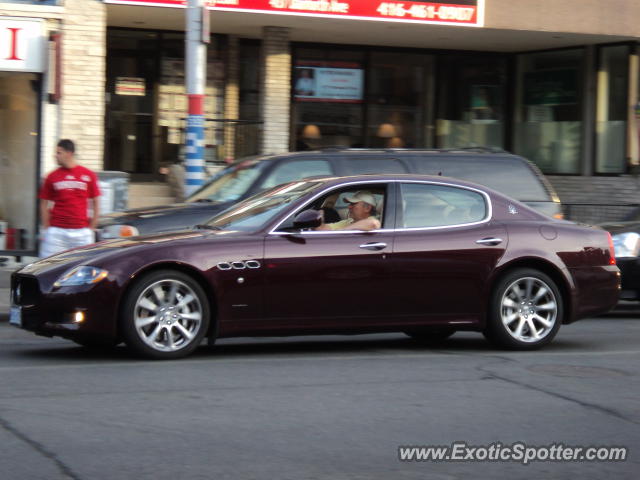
[344,191,376,208]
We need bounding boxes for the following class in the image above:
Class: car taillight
[607,232,616,265]
[553,213,564,220]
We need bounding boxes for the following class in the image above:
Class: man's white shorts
[40,226,95,258]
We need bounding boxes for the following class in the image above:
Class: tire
[484,268,563,350]
[120,270,210,360]
[404,328,456,343]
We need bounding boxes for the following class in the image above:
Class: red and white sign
[105,0,484,27]
[0,17,45,72]
[116,76,147,96]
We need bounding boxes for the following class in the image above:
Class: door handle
[476,237,503,246]
[359,242,387,251]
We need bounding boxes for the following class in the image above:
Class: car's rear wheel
[121,270,210,359]
[484,268,562,350]
[404,328,456,343]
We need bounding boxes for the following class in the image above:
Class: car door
[391,181,508,323]
[262,182,397,326]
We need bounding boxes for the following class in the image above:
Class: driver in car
[316,191,381,231]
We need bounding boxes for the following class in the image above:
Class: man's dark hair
[57,139,75,153]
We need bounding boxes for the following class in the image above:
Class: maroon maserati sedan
[10,174,620,359]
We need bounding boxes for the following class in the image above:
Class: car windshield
[205,181,323,232]
[186,157,268,203]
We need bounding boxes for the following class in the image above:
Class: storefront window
[514,49,584,174]
[237,41,262,159]
[0,72,39,253]
[436,55,507,149]
[240,41,261,121]
[366,52,434,148]
[596,45,629,173]
[105,29,226,176]
[292,48,365,149]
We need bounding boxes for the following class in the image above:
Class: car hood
[98,201,224,225]
[17,229,229,277]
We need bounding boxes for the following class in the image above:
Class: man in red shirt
[39,139,101,258]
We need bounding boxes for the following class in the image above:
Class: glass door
[105,30,158,177]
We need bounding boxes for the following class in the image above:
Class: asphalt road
[0,317,638,480]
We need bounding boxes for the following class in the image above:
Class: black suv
[98,148,562,239]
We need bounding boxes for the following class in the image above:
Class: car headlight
[54,266,109,287]
[100,224,139,239]
[612,232,640,258]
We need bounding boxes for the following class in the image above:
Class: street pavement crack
[0,412,82,480]
[479,370,637,425]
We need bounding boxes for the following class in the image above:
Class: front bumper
[10,273,121,342]
[615,257,640,300]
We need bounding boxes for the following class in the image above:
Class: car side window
[399,183,487,228]
[338,157,408,175]
[274,184,388,232]
[260,160,333,189]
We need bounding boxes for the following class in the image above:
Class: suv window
[260,159,333,189]
[410,155,549,202]
[339,157,408,175]
[187,159,268,203]
[399,183,487,228]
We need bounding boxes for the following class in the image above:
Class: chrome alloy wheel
[500,277,558,343]
[133,279,203,352]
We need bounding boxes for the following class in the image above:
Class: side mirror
[293,209,322,230]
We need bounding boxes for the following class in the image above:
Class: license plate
[9,306,21,327]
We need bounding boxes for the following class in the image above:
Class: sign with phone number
[105,0,484,27]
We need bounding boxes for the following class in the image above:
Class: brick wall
[59,0,106,172]
[260,26,290,155]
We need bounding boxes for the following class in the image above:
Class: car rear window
[411,155,550,202]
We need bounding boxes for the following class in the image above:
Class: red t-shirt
[39,165,101,228]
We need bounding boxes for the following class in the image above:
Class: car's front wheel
[121,270,210,359]
[484,268,562,350]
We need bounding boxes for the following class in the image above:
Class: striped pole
[185,0,206,195]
